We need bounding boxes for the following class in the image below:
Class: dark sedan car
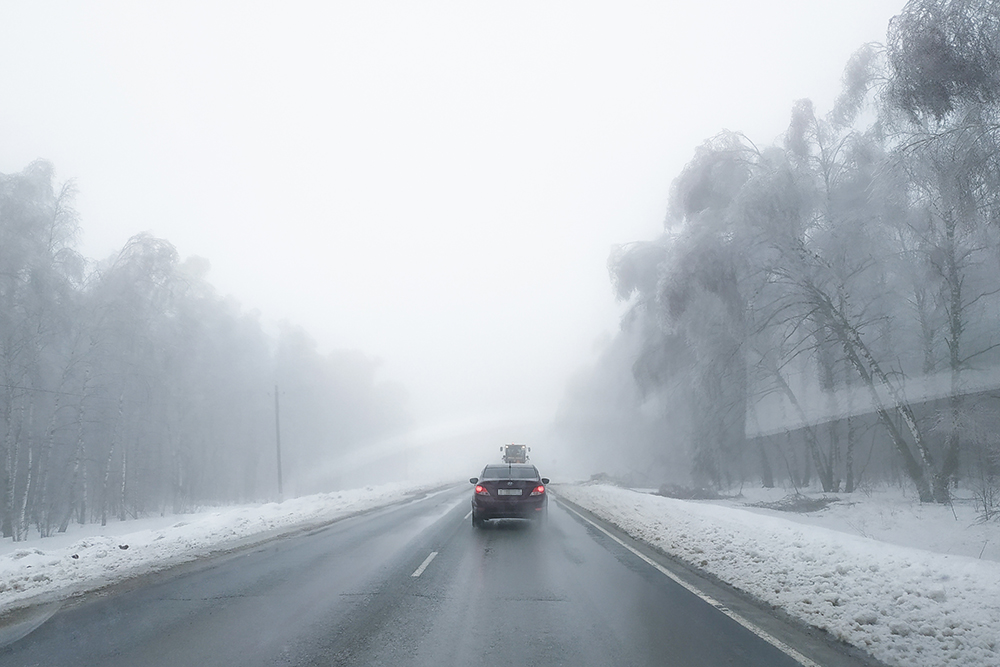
[470,463,549,527]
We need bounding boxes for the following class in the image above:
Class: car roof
[480,463,539,477]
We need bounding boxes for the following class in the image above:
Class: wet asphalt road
[0,485,878,667]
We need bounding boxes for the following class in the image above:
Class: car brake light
[475,485,489,495]
[530,485,545,496]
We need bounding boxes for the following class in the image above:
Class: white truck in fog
[501,443,529,463]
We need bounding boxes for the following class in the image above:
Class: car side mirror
[470,478,478,484]
[541,477,550,484]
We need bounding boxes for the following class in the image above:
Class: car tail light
[530,485,545,496]
[475,485,489,495]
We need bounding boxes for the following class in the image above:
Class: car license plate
[497,489,522,496]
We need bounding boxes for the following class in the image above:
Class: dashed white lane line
[411,551,438,577]
[464,510,472,519]
[559,502,822,667]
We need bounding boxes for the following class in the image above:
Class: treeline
[1,161,409,541]
[558,0,1000,507]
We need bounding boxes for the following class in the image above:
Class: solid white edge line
[559,501,822,667]
[411,551,438,577]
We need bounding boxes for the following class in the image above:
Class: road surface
[0,485,880,667]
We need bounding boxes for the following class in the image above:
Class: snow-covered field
[1,480,998,667]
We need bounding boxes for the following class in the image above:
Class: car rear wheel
[472,511,484,528]
[537,506,549,525]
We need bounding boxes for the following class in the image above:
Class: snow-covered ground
[1,480,997,667]
[0,480,453,618]
[556,483,1000,667]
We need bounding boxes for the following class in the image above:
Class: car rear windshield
[482,465,538,480]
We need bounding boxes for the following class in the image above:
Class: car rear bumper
[472,496,547,520]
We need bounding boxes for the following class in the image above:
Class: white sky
[0,1,905,431]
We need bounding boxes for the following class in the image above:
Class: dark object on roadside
[588,471,650,488]
[747,494,840,513]
[118,544,129,550]
[470,463,549,528]
[657,484,722,500]
[71,554,79,559]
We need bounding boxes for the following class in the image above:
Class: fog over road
[0,487,879,667]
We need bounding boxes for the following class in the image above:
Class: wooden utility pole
[274,384,284,501]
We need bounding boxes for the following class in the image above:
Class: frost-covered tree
[568,0,1000,503]
[0,161,412,541]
